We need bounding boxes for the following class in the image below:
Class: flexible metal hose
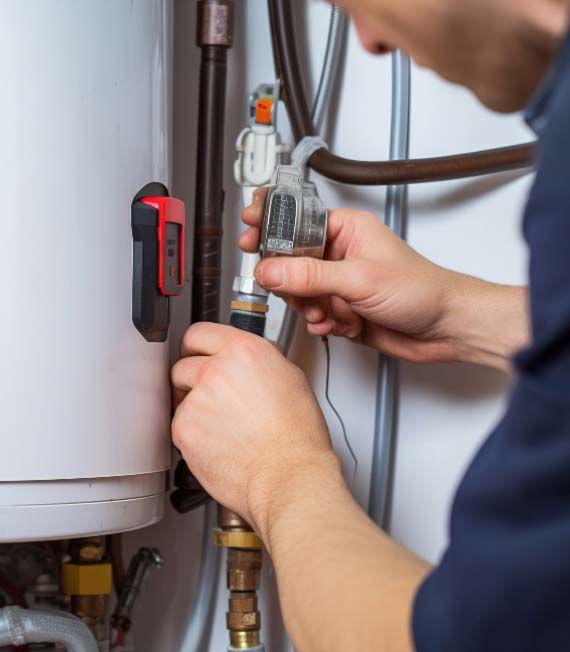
[268,0,535,186]
[277,5,348,354]
[311,5,348,133]
[0,607,98,652]
[368,52,411,526]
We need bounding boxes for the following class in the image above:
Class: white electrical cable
[277,5,348,355]
[368,51,411,527]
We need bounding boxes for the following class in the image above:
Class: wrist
[442,272,529,370]
[248,448,345,551]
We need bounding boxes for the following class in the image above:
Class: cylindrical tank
[0,0,174,541]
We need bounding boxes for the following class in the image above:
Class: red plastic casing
[141,196,186,297]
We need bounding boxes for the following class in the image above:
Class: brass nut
[78,545,104,562]
[227,548,262,569]
[230,630,261,649]
[229,594,257,612]
[62,563,112,596]
[228,569,260,592]
[213,530,262,549]
[230,300,269,314]
[227,610,260,631]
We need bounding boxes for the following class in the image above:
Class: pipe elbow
[0,607,98,652]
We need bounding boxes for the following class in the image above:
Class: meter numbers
[267,192,296,252]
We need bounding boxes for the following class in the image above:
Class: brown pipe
[268,0,536,185]
[192,0,234,323]
[107,534,126,596]
[171,0,235,514]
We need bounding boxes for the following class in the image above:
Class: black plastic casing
[131,198,169,342]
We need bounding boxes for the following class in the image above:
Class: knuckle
[232,333,260,360]
[295,257,321,292]
[171,411,190,450]
[197,360,220,383]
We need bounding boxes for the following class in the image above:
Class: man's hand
[171,321,429,652]
[171,322,339,542]
[241,191,528,370]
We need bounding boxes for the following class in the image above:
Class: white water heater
[0,0,174,541]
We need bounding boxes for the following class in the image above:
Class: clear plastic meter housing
[260,165,327,259]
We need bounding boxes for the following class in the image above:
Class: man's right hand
[241,193,528,369]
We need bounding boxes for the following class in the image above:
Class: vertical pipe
[368,52,411,527]
[192,1,234,324]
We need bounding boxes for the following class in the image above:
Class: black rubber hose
[267,0,536,185]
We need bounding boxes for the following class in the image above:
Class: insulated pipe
[369,52,410,526]
[267,0,536,186]
[0,607,98,652]
[277,5,348,355]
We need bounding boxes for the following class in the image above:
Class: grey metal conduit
[0,607,98,652]
[368,51,411,526]
[180,501,220,651]
[278,5,348,354]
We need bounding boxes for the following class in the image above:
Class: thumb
[255,257,365,299]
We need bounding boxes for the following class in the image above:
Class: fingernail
[256,261,284,289]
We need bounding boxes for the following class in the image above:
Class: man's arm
[442,275,529,371]
[259,454,430,652]
[242,204,529,371]
[171,323,429,652]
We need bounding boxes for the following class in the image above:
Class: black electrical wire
[322,336,358,480]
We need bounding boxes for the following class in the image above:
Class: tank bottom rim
[0,476,166,542]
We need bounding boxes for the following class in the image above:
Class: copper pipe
[267,0,536,185]
[107,534,126,596]
[192,0,234,323]
[171,0,235,514]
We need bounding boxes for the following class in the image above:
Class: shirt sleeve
[412,59,570,652]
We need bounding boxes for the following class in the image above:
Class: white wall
[126,1,534,650]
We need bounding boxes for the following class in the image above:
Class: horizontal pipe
[309,143,535,185]
[268,0,536,186]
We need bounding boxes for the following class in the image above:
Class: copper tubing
[171,0,235,513]
[107,534,126,596]
[267,0,536,185]
[192,1,234,324]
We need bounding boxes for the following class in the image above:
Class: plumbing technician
[172,0,570,650]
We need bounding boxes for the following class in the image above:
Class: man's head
[335,0,568,112]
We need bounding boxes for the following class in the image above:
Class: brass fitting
[65,537,110,646]
[230,630,261,649]
[197,0,234,47]
[225,548,262,649]
[214,529,262,549]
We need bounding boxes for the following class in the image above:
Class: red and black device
[131,182,186,342]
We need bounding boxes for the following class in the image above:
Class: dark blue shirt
[413,35,570,651]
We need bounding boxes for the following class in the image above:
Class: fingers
[172,355,209,391]
[180,322,239,357]
[238,226,260,253]
[241,187,267,228]
[255,256,367,301]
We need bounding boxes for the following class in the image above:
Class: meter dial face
[266,192,297,253]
